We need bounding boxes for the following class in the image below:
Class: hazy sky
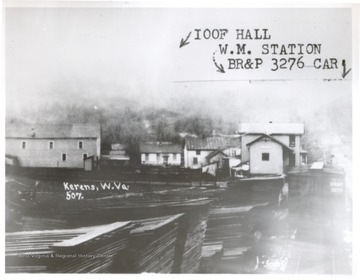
[5,7,352,122]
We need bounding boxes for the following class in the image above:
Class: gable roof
[139,142,183,153]
[5,124,101,139]
[246,134,293,152]
[238,123,304,135]
[206,149,228,160]
[185,136,241,150]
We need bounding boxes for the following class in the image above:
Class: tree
[302,126,327,163]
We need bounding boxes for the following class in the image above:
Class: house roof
[139,142,183,153]
[238,123,304,135]
[5,124,101,139]
[185,136,241,150]
[246,134,293,152]
[206,149,228,160]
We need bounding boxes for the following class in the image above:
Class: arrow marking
[341,59,351,79]
[212,51,225,73]
[179,32,191,48]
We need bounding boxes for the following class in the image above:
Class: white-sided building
[238,123,307,175]
[246,134,294,175]
[5,124,101,169]
[140,142,183,166]
[184,136,241,169]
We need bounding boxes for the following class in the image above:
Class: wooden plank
[51,221,131,248]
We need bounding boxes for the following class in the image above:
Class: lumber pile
[6,197,213,273]
[178,210,209,273]
[51,221,133,273]
[125,214,185,273]
[5,222,133,273]
[6,227,87,272]
[199,241,224,273]
[204,204,269,244]
[6,212,209,273]
[62,198,212,273]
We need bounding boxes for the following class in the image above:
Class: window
[78,141,83,149]
[21,141,26,149]
[83,154,88,160]
[289,135,296,147]
[262,153,270,161]
[196,150,201,155]
[193,157,198,165]
[145,153,149,161]
[49,141,54,149]
[173,153,177,161]
[62,153,67,161]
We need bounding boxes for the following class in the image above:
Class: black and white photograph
[4,1,357,275]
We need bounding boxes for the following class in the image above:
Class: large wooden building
[5,124,101,169]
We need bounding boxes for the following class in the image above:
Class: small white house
[246,134,293,175]
[140,142,183,166]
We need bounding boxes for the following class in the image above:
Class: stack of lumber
[60,198,212,273]
[6,212,208,273]
[6,197,213,273]
[124,214,185,273]
[51,221,133,273]
[6,226,95,273]
[5,222,133,273]
[201,242,224,259]
[178,209,210,273]
[201,203,268,272]
[199,241,224,273]
[205,203,269,246]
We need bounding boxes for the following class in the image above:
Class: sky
[5,6,352,123]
